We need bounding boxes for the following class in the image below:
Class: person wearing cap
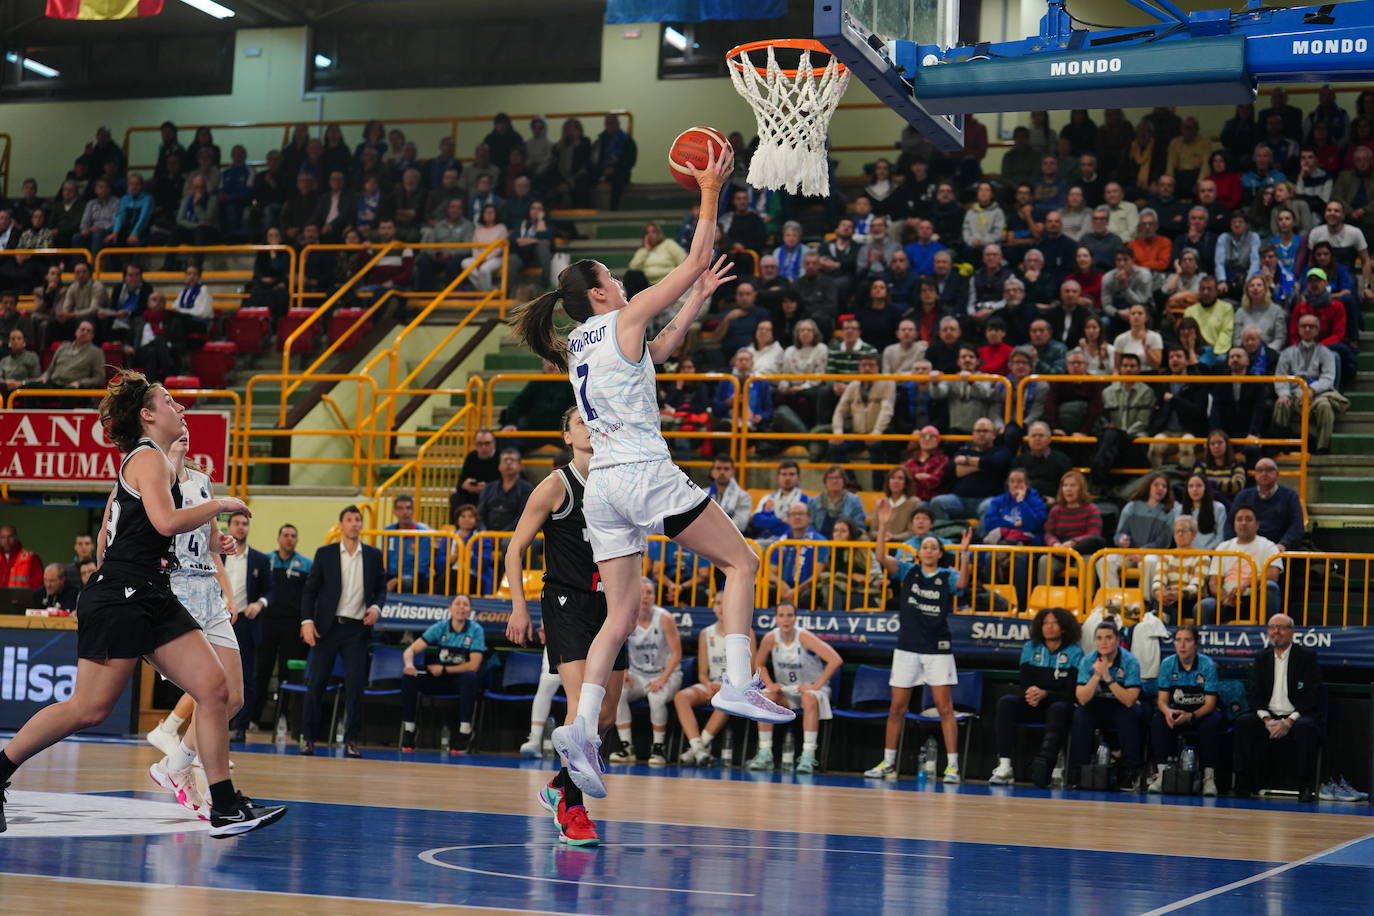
[1288,267,1356,390]
[1274,312,1346,453]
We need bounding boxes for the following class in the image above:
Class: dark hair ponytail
[100,369,155,453]
[508,259,601,372]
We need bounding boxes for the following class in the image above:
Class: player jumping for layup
[506,407,627,845]
[512,145,793,799]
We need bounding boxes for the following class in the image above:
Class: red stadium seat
[164,375,201,407]
[40,340,61,372]
[229,307,272,355]
[101,340,125,370]
[277,308,320,354]
[190,340,237,388]
[327,307,371,351]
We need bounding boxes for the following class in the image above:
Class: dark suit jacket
[301,541,386,637]
[1247,644,1323,721]
[1209,374,1270,438]
[32,583,79,610]
[1147,368,1211,437]
[310,190,359,236]
[245,546,272,605]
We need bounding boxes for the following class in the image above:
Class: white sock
[690,736,705,751]
[652,730,666,745]
[528,722,545,744]
[998,756,1012,769]
[946,752,959,771]
[458,722,472,735]
[803,731,817,754]
[576,683,605,732]
[166,739,196,773]
[402,721,416,732]
[758,733,773,752]
[1157,763,1168,775]
[161,712,185,733]
[617,725,632,745]
[884,747,897,766]
[724,633,752,686]
[701,727,716,745]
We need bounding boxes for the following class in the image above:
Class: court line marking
[1138,830,1374,915]
[0,870,577,915]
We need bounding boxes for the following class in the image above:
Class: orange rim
[725,38,846,78]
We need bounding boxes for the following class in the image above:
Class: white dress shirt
[1264,645,1298,720]
[224,549,248,611]
[336,540,366,619]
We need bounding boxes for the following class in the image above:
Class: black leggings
[993,693,1074,759]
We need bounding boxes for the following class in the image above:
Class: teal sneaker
[793,752,817,774]
[745,748,774,771]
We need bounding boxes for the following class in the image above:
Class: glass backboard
[815,0,964,150]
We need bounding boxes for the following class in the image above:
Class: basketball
[667,126,728,190]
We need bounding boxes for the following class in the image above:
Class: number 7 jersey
[566,310,671,472]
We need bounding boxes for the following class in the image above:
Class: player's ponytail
[508,259,601,373]
[100,369,155,453]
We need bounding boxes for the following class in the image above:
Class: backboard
[814,0,965,151]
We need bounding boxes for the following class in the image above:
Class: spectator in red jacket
[1288,267,1357,388]
[0,525,43,590]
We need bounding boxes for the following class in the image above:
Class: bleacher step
[1334,411,1374,431]
[1313,476,1374,504]
[1330,432,1374,454]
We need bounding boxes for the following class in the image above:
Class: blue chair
[822,665,892,770]
[470,651,546,751]
[278,653,347,744]
[904,670,985,779]
[361,647,405,745]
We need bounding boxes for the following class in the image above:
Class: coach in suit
[299,504,386,757]
[225,510,273,741]
[1232,613,1324,801]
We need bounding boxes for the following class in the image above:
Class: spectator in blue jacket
[749,460,810,543]
[711,348,773,436]
[384,494,438,593]
[810,464,867,538]
[980,468,1048,609]
[110,173,153,247]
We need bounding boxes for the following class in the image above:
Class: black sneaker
[648,743,667,766]
[1030,755,1052,789]
[450,731,470,754]
[0,781,8,833]
[208,795,287,838]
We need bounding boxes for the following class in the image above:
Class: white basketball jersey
[627,607,671,679]
[770,628,824,689]
[702,622,728,683]
[173,468,216,576]
[566,310,670,471]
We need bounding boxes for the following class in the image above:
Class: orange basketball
[668,126,728,191]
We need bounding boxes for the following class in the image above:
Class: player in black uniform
[506,406,627,847]
[0,371,285,838]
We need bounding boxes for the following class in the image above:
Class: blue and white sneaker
[537,782,562,822]
[711,672,796,724]
[551,719,606,799]
[1337,777,1369,801]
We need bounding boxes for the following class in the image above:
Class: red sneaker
[556,799,601,847]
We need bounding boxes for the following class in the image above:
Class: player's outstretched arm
[617,144,732,345]
[647,254,735,365]
[872,500,900,576]
[503,474,562,646]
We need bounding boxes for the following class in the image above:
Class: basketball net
[727,41,849,198]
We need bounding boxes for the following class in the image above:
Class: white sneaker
[1051,765,1065,789]
[518,740,542,759]
[608,747,637,764]
[711,672,795,724]
[988,763,1014,785]
[1202,772,1218,797]
[1147,771,1164,794]
[647,744,667,766]
[678,746,702,766]
[551,719,606,799]
[149,758,209,821]
[146,722,180,758]
[864,759,897,780]
[942,764,961,784]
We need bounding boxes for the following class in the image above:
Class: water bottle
[721,727,734,767]
[440,725,451,753]
[1180,746,1197,772]
[781,732,795,768]
[1095,742,1110,766]
[922,737,938,776]
[916,742,929,787]
[275,714,289,744]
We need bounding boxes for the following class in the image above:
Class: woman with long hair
[1206,150,1244,210]
[0,371,284,836]
[1192,429,1248,506]
[1177,472,1227,550]
[1078,314,1115,375]
[1040,470,1104,581]
[461,204,510,292]
[820,517,876,611]
[1102,471,1178,587]
[776,318,826,428]
[1234,273,1288,352]
[1069,245,1103,307]
[509,147,791,800]
[871,465,918,538]
[988,606,1084,787]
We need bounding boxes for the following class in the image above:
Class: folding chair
[469,650,545,752]
[278,653,346,743]
[905,670,985,780]
[361,646,405,745]
[822,664,892,771]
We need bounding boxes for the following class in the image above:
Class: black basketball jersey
[103,438,181,573]
[542,463,599,593]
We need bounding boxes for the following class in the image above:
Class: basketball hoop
[726,38,849,198]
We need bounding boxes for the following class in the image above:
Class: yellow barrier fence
[1087,547,1263,626]
[760,538,915,612]
[240,373,378,498]
[291,240,510,313]
[1016,374,1311,504]
[372,400,482,531]
[1261,551,1374,627]
[957,544,1087,619]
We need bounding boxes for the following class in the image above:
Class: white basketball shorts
[889,649,958,688]
[584,458,706,562]
[170,573,238,651]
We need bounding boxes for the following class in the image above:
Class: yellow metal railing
[240,373,378,498]
[291,240,509,312]
[957,544,1087,618]
[1087,548,1262,626]
[760,538,914,611]
[1262,551,1374,627]
[1017,374,1311,504]
[122,111,634,175]
[371,400,482,531]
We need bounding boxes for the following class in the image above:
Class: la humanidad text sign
[380,596,1374,667]
[0,410,230,485]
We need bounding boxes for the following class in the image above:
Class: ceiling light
[177,0,236,19]
[664,27,688,52]
[314,53,333,68]
[5,52,59,79]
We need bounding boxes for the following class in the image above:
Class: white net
[728,43,850,198]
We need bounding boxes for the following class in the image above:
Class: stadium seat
[101,340,125,371]
[40,340,60,372]
[228,306,271,355]
[1027,586,1081,616]
[163,375,200,407]
[277,653,347,744]
[360,647,405,745]
[277,308,320,354]
[190,340,236,388]
[327,307,372,351]
[822,664,892,771]
[906,671,984,779]
[469,650,545,752]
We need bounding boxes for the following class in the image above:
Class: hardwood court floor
[1,738,1371,914]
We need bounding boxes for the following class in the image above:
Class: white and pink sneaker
[149,758,210,821]
[551,719,606,799]
[711,672,796,723]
